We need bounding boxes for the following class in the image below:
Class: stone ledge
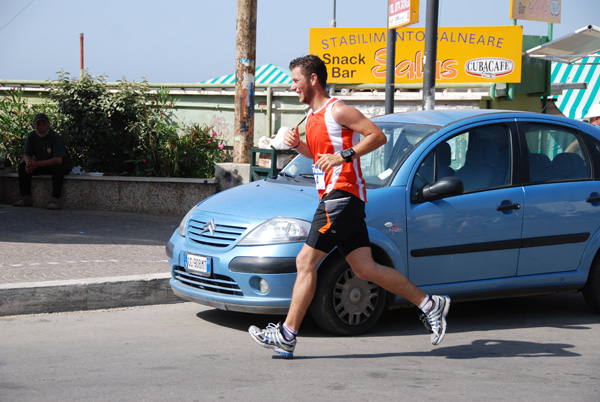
[0,172,218,216]
[0,273,181,316]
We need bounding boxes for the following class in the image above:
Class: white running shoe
[248,322,296,358]
[420,295,450,345]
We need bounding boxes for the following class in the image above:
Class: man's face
[291,67,314,105]
[34,120,50,137]
[590,116,600,126]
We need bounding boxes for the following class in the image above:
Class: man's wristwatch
[340,148,356,163]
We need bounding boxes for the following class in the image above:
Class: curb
[0,273,182,316]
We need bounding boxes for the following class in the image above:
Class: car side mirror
[421,176,464,201]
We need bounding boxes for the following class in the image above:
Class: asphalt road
[1,293,599,402]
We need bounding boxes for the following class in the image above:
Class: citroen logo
[200,219,217,236]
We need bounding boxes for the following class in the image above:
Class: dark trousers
[18,161,71,199]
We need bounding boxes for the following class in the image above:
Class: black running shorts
[306,190,371,256]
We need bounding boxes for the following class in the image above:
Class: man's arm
[24,156,63,173]
[315,102,387,171]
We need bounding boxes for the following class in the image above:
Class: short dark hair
[289,55,327,89]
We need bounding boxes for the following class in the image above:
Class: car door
[406,122,524,286]
[517,121,600,275]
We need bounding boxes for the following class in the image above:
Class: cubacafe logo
[465,57,514,79]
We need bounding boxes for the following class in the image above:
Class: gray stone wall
[1,173,217,216]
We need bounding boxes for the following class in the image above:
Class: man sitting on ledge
[13,113,72,210]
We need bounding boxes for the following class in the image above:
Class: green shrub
[1,72,227,178]
[47,71,226,177]
[49,72,154,175]
[173,123,227,178]
[0,88,58,167]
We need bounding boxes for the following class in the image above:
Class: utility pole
[422,0,439,110]
[385,28,396,114]
[331,0,336,27]
[233,0,257,163]
[80,33,84,78]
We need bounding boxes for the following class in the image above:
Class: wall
[1,173,217,216]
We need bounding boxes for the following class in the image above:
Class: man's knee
[351,263,376,281]
[345,247,378,281]
[296,253,314,273]
[17,161,27,173]
[295,248,323,277]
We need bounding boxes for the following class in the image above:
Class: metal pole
[331,0,336,27]
[542,23,554,113]
[385,28,396,114]
[422,0,440,110]
[233,0,257,163]
[80,33,84,78]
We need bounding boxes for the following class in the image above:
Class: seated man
[13,113,72,210]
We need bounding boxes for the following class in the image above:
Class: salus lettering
[371,49,458,81]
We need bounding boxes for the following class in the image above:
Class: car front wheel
[310,256,387,336]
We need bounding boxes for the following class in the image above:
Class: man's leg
[248,244,326,357]
[49,164,67,199]
[345,246,450,345]
[17,161,32,197]
[14,161,33,206]
[345,246,425,306]
[284,244,328,331]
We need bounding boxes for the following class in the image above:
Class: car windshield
[275,122,439,188]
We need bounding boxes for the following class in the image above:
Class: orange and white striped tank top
[306,97,366,202]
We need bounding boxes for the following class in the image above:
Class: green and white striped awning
[552,56,600,120]
[202,64,292,85]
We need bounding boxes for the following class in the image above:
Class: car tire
[309,255,387,336]
[583,255,600,314]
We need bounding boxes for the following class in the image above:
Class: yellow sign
[309,26,523,84]
[388,0,419,29]
[510,0,561,24]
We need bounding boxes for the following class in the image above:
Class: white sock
[282,323,297,341]
[419,295,433,314]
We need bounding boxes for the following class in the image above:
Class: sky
[0,0,597,83]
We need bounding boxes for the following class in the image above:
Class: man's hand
[315,153,344,171]
[25,159,37,174]
[284,125,300,149]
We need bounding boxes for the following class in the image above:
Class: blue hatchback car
[166,109,600,335]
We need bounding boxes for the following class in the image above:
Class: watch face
[341,148,355,162]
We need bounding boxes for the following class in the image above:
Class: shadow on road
[194,292,600,339]
[283,338,580,360]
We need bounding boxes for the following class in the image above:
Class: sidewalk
[0,204,184,315]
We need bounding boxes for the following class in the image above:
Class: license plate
[184,253,212,277]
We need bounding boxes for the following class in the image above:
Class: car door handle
[496,203,521,212]
[586,192,600,203]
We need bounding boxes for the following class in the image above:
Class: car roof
[371,109,527,127]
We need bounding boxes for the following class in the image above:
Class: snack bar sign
[309,26,523,84]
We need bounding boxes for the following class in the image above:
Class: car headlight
[176,207,197,237]
[238,217,311,246]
